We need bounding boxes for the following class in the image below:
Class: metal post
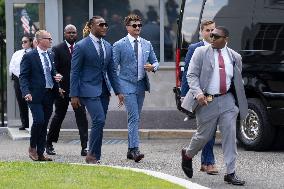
[0,31,4,127]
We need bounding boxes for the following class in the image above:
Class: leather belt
[45,88,53,92]
[204,92,228,102]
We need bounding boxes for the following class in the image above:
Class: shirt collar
[127,33,140,43]
[37,46,47,54]
[89,33,102,43]
[203,39,210,46]
[65,40,75,48]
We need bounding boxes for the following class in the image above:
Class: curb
[7,127,222,141]
[73,163,210,189]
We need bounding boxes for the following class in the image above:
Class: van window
[180,0,203,60]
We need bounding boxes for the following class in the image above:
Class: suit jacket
[70,36,120,97]
[181,41,204,96]
[181,45,248,121]
[19,49,59,103]
[52,42,72,97]
[112,36,159,94]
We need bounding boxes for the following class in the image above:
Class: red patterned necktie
[70,44,74,54]
[217,49,227,94]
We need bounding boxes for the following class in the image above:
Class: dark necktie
[42,52,54,88]
[134,39,138,62]
[217,49,226,94]
[98,40,104,64]
[70,44,74,54]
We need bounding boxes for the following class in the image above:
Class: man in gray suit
[181,26,247,185]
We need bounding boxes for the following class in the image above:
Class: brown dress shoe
[38,155,53,161]
[206,164,219,175]
[85,153,98,164]
[200,164,207,172]
[28,147,38,161]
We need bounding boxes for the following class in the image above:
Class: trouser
[28,90,55,156]
[201,136,216,165]
[47,96,88,149]
[13,75,29,128]
[186,93,239,174]
[124,80,146,149]
[80,81,110,160]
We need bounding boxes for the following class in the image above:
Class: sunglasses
[66,31,77,34]
[22,40,28,44]
[205,29,214,32]
[210,33,226,40]
[128,24,142,28]
[97,23,108,28]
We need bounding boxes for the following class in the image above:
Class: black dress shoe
[81,148,88,156]
[181,148,193,178]
[127,148,144,162]
[224,172,245,185]
[46,145,56,155]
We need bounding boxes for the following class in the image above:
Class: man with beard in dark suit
[46,24,89,156]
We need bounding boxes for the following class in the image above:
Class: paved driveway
[1,133,284,189]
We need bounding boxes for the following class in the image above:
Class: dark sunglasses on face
[210,33,225,40]
[66,31,77,34]
[22,40,28,44]
[97,23,108,28]
[129,24,142,28]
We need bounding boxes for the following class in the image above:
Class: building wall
[6,0,180,126]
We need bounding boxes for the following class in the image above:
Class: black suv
[173,0,284,150]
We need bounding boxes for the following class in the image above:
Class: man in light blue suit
[70,16,121,164]
[113,14,159,162]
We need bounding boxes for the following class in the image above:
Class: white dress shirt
[89,33,106,59]
[127,34,145,81]
[9,48,32,77]
[37,46,53,88]
[207,46,233,95]
[65,40,75,54]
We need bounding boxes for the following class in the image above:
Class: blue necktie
[42,52,54,88]
[98,40,104,64]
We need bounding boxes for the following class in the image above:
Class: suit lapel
[207,46,215,69]
[140,39,146,64]
[35,50,45,74]
[124,37,136,62]
[87,36,100,60]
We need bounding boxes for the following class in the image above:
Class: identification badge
[207,95,213,102]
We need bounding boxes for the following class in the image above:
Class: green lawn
[0,162,185,189]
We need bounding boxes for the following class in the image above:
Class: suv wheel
[237,98,275,151]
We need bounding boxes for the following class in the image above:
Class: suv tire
[237,98,275,151]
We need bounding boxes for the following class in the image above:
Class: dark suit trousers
[28,90,55,156]
[13,75,29,128]
[80,81,110,160]
[47,96,88,148]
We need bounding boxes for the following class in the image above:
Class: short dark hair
[216,26,229,37]
[124,14,142,26]
[89,15,103,25]
[22,34,34,48]
[200,20,215,31]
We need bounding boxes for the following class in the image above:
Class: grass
[0,162,186,189]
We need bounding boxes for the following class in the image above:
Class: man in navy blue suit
[181,20,219,174]
[70,16,122,164]
[19,30,62,161]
